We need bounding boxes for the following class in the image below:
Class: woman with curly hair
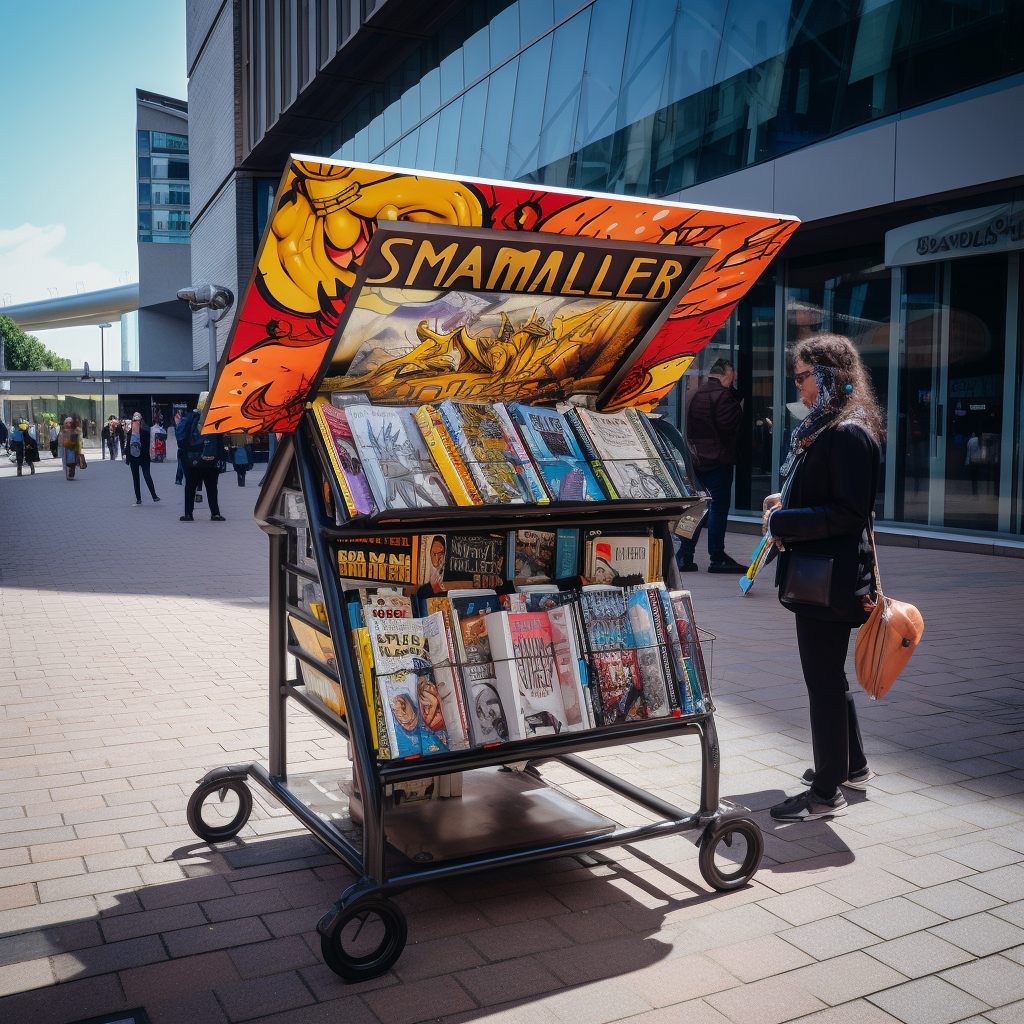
[764,334,885,822]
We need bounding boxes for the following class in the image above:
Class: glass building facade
[137,129,190,243]
[317,0,1024,195]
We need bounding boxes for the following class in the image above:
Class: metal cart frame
[187,418,764,983]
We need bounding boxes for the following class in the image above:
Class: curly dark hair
[790,333,885,441]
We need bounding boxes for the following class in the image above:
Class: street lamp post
[175,285,234,389]
[98,323,112,458]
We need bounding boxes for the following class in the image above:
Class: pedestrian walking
[10,418,35,476]
[678,358,745,573]
[101,416,120,461]
[229,433,254,486]
[49,420,59,459]
[126,412,161,506]
[764,334,883,822]
[174,409,185,484]
[176,394,227,522]
[58,417,82,480]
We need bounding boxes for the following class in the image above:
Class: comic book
[378,665,449,759]
[632,411,698,499]
[367,614,426,677]
[288,615,338,674]
[297,661,345,717]
[312,401,377,517]
[413,405,481,506]
[624,590,673,719]
[560,406,619,498]
[575,408,680,501]
[585,532,652,584]
[359,588,414,626]
[592,651,647,725]
[338,536,418,585]
[422,610,470,750]
[578,588,645,724]
[346,405,452,510]
[507,403,605,502]
[492,403,549,504]
[555,528,579,578]
[510,529,556,582]
[654,589,695,716]
[669,591,709,713]
[419,532,506,590]
[545,605,588,732]
[438,400,529,504]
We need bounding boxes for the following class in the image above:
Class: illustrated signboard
[203,158,799,434]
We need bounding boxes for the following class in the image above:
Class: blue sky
[0,1,188,367]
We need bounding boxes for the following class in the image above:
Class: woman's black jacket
[771,421,880,625]
[126,426,151,465]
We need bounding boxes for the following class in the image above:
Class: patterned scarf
[781,364,860,478]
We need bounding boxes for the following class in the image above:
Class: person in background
[230,433,254,486]
[101,416,119,461]
[126,412,160,506]
[58,416,82,480]
[764,334,883,822]
[0,418,8,454]
[10,418,34,476]
[120,418,130,460]
[176,393,227,522]
[174,409,185,485]
[678,358,745,573]
[49,420,59,459]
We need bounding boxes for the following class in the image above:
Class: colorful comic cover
[438,401,529,504]
[346,405,452,510]
[624,590,673,719]
[422,610,470,751]
[511,529,556,582]
[508,612,568,737]
[576,408,680,501]
[491,403,549,503]
[507,403,604,502]
[592,651,646,725]
[413,404,481,505]
[587,534,652,584]
[312,401,377,517]
[655,589,695,716]
[555,528,579,578]
[379,664,449,759]
[546,605,587,731]
[337,536,418,585]
[440,533,506,590]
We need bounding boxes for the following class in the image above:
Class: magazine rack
[185,156,797,983]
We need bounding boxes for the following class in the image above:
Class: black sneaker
[134,500,142,505]
[801,766,875,791]
[679,559,698,573]
[211,515,226,522]
[180,514,194,522]
[152,495,161,503]
[770,788,847,821]
[708,554,746,574]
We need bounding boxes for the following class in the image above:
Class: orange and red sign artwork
[203,159,798,434]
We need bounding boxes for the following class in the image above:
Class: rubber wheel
[186,779,252,843]
[699,816,763,891]
[320,895,407,983]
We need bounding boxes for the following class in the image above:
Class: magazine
[422,611,471,751]
[338,536,418,585]
[312,401,377,517]
[511,529,556,582]
[507,403,605,501]
[546,605,589,730]
[439,400,529,504]
[624,590,673,719]
[575,408,680,501]
[347,405,452,510]
[586,533,652,584]
[420,532,506,590]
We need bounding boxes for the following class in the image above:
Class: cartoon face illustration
[474,683,507,742]
[417,677,445,733]
[390,692,419,734]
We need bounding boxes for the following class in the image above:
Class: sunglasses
[793,369,814,386]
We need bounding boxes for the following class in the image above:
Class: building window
[151,132,188,153]
[138,183,151,205]
[138,157,150,178]
[137,130,150,154]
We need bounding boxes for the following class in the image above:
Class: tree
[0,315,72,371]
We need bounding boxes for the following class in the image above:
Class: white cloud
[0,223,123,307]
[0,223,128,367]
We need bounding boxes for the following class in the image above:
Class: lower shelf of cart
[281,764,617,865]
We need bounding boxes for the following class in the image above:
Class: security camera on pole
[176,285,234,389]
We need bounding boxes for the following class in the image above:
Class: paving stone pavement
[1,455,1024,1024]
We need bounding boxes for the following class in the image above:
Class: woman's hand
[862,595,875,613]
[762,493,782,535]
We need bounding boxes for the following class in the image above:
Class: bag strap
[868,511,883,597]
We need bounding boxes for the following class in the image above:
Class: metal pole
[208,313,217,389]
[100,324,107,457]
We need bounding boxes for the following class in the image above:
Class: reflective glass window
[479,57,518,180]
[138,157,150,179]
[383,143,400,165]
[353,125,370,161]
[505,31,553,179]
[715,0,790,83]
[401,83,421,134]
[138,183,151,205]
[368,114,384,158]
[137,130,150,155]
[417,113,440,168]
[440,48,464,103]
[399,126,419,166]
[619,3,677,128]
[434,95,464,173]
[489,3,519,65]
[575,0,630,149]
[519,0,553,43]
[537,8,590,172]
[420,67,441,119]
[138,210,152,231]
[463,25,490,83]
[384,100,402,148]
[340,137,355,160]
[151,131,189,153]
[456,80,488,175]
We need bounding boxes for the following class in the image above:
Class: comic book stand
[185,411,764,982]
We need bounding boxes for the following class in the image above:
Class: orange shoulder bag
[855,518,924,699]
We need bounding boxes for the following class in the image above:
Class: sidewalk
[1,458,1023,1024]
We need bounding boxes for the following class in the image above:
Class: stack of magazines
[312,397,702,518]
[290,577,711,763]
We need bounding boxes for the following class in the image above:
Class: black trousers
[185,463,221,516]
[129,459,158,501]
[795,615,867,799]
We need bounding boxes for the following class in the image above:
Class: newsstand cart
[186,156,799,982]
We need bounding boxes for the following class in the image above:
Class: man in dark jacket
[679,358,745,573]
[126,412,160,504]
[176,395,227,522]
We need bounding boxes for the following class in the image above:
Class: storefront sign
[885,202,1024,267]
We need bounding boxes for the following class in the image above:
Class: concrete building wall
[138,308,194,372]
[138,242,192,309]
[137,103,188,135]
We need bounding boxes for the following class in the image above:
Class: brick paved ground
[1,454,1023,1024]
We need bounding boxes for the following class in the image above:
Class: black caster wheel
[319,894,407,983]
[699,816,763,891]
[187,778,253,843]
